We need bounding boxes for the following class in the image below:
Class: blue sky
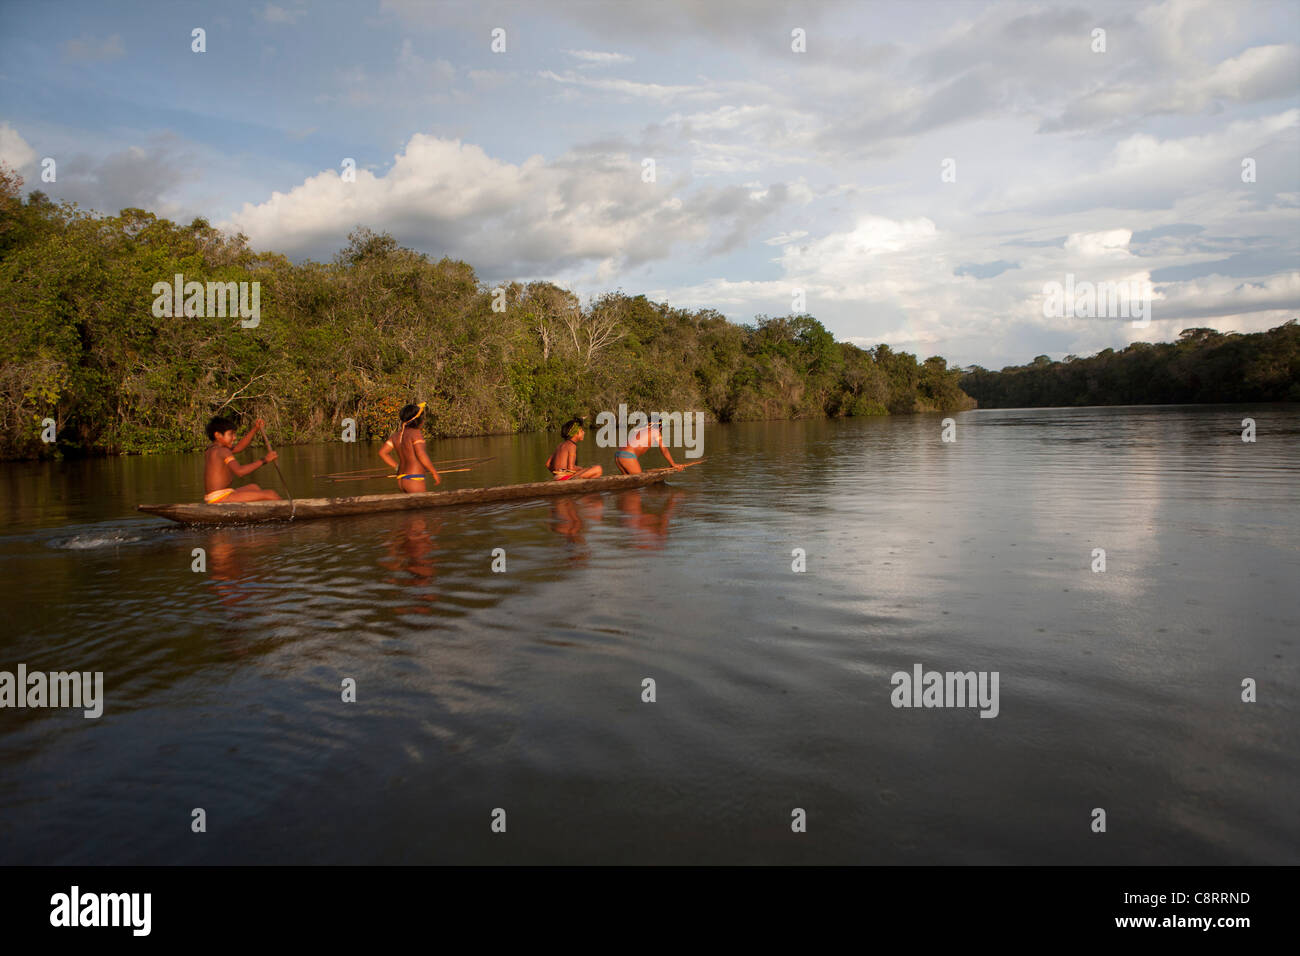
[1,0,1297,368]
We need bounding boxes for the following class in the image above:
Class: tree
[961,323,1300,408]
[0,194,983,459]
[335,227,403,266]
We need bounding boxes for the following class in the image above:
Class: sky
[1,0,1297,369]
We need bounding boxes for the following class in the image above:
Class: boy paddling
[203,416,282,502]
[546,418,602,480]
[615,419,684,475]
[379,402,441,494]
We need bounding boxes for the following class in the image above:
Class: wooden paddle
[431,455,497,466]
[260,428,292,505]
[654,458,706,472]
[324,467,475,482]
[314,456,495,479]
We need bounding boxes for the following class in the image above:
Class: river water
[1,406,1296,864]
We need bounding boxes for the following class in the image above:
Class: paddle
[260,428,293,506]
[431,455,497,466]
[324,467,476,482]
[653,458,706,472]
[313,456,495,479]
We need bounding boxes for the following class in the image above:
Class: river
[1,405,1297,863]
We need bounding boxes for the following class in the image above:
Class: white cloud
[1189,43,1298,102]
[0,122,37,172]
[1064,230,1134,259]
[1156,271,1300,319]
[1136,0,1252,66]
[221,132,795,277]
[563,49,634,67]
[985,109,1299,218]
[1055,44,1300,130]
[538,70,718,103]
[783,216,937,264]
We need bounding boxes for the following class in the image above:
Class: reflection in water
[379,513,442,616]
[549,493,605,561]
[207,529,269,615]
[616,487,681,550]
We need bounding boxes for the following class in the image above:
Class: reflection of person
[617,488,681,549]
[206,530,252,610]
[205,530,275,629]
[551,496,582,540]
[380,513,441,616]
[615,421,683,475]
[550,493,604,545]
[547,418,602,480]
[379,402,441,494]
[203,416,281,503]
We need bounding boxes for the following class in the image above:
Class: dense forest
[959,322,1300,408]
[0,164,973,460]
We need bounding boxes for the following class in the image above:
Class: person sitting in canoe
[379,402,441,494]
[546,418,602,481]
[203,416,283,503]
[615,418,684,475]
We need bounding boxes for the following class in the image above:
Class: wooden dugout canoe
[137,468,681,526]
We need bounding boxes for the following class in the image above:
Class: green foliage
[0,175,977,458]
[960,322,1300,408]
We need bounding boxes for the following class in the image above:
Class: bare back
[388,426,424,473]
[620,424,662,455]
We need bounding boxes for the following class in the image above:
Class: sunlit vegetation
[1,165,974,459]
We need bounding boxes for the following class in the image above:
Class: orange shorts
[204,488,234,503]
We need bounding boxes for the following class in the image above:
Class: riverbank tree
[0,168,976,459]
[959,323,1300,408]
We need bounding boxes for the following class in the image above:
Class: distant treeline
[959,323,1300,408]
[0,164,973,460]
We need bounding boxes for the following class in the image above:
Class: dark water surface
[1,406,1297,864]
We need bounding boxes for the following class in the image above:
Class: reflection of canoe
[137,468,680,526]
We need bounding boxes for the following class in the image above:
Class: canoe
[137,468,679,526]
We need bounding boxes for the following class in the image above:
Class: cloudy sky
[1,0,1296,368]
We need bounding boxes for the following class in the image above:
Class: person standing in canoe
[203,416,283,503]
[546,417,602,481]
[615,418,684,475]
[379,402,441,494]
